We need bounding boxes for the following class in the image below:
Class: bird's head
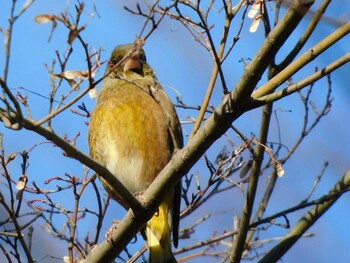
[107,43,153,78]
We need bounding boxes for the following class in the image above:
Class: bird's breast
[88,80,172,198]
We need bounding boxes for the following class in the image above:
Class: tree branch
[258,169,350,263]
[252,21,350,98]
[21,118,143,214]
[251,52,350,104]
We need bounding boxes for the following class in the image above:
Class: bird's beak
[123,57,142,72]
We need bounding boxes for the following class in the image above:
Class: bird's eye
[139,52,147,62]
[109,56,121,66]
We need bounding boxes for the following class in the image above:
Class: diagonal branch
[252,52,350,104]
[21,118,143,214]
[252,21,350,98]
[258,169,350,263]
[231,0,314,102]
[276,0,332,73]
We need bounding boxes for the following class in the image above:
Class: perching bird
[88,43,182,263]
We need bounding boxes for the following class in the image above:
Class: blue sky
[1,1,350,262]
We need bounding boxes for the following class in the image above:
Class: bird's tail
[146,201,177,263]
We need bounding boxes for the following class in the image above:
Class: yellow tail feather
[146,202,177,263]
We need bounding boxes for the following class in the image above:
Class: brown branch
[0,191,35,263]
[189,2,231,137]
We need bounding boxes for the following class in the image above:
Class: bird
[88,43,183,263]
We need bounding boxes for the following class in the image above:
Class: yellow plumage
[147,200,174,262]
[88,44,182,262]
